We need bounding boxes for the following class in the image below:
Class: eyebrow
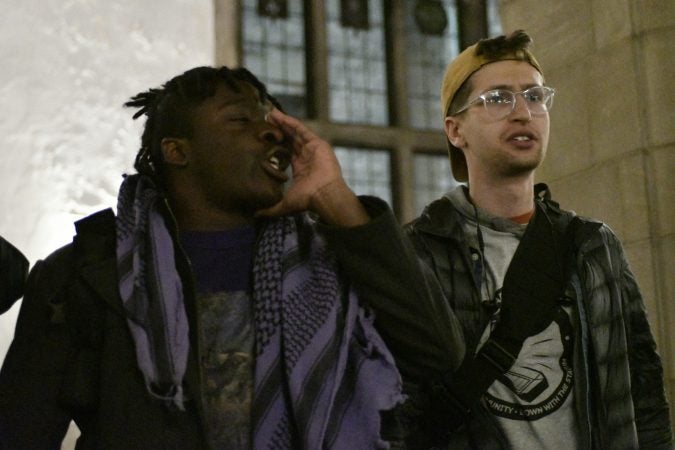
[484,83,543,92]
[216,97,251,111]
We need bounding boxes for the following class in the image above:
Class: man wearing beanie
[404,30,672,448]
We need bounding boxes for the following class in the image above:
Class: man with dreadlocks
[0,66,463,448]
[402,30,672,448]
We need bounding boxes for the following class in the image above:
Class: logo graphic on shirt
[484,307,574,421]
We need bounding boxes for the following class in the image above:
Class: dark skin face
[162,81,292,230]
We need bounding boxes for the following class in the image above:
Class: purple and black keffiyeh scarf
[116,174,188,408]
[116,174,403,448]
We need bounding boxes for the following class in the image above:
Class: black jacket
[405,186,672,449]
[0,236,29,313]
[0,197,464,449]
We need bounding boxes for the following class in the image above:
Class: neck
[167,185,256,232]
[172,204,255,231]
[467,171,535,219]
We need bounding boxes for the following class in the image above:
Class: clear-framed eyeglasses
[453,86,555,120]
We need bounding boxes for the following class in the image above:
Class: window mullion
[391,144,415,221]
[385,0,409,128]
[306,0,329,121]
[457,0,488,49]
[385,0,411,218]
[214,0,242,66]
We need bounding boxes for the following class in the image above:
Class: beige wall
[500,0,674,428]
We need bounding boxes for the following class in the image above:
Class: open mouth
[507,130,536,144]
[263,146,292,181]
[268,147,291,171]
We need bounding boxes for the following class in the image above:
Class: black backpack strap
[425,191,580,441]
[459,200,574,385]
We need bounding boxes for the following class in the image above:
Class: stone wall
[500,0,674,429]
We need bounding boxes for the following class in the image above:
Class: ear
[444,116,466,149]
[160,138,189,167]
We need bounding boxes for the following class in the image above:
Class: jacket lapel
[80,256,126,316]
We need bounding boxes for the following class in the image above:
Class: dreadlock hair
[448,30,535,116]
[124,66,282,188]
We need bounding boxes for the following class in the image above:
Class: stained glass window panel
[406,0,459,130]
[242,0,307,117]
[487,0,503,37]
[327,0,388,125]
[413,152,458,214]
[334,146,392,205]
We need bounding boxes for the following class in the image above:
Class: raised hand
[258,109,369,227]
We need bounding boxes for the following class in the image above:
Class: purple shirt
[179,226,256,294]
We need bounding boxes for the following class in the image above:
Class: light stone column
[500,0,675,431]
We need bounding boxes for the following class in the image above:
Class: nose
[509,93,532,122]
[260,123,284,143]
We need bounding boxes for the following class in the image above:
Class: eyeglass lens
[483,87,553,118]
